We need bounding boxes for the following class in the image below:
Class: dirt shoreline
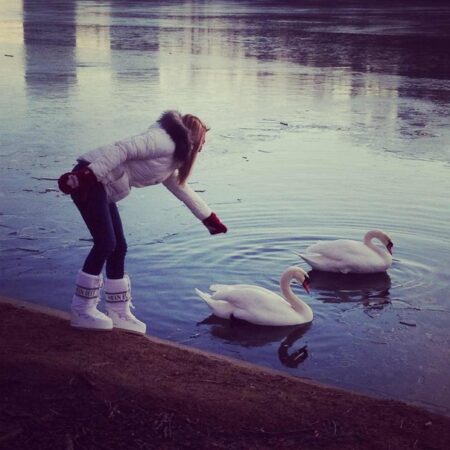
[1,296,449,449]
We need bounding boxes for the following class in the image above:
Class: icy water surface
[1,0,450,415]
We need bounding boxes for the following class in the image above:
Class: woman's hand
[203,212,227,235]
[58,167,98,195]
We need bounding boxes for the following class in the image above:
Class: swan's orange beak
[387,241,394,255]
[302,278,311,294]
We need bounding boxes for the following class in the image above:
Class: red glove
[203,212,227,235]
[58,167,98,195]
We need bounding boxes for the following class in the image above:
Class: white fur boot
[105,275,147,334]
[71,270,113,330]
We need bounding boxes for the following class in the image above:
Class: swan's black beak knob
[302,278,311,294]
[387,240,394,255]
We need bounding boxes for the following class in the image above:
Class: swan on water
[195,266,313,326]
[297,229,393,274]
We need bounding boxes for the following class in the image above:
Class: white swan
[298,229,393,274]
[195,266,313,326]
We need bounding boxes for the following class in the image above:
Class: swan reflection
[199,316,311,368]
[308,270,391,308]
[277,324,311,368]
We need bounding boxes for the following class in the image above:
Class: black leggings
[71,162,127,279]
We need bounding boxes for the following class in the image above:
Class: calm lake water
[1,0,449,416]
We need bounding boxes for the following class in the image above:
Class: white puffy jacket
[78,122,212,220]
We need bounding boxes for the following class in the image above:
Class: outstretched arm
[162,173,227,234]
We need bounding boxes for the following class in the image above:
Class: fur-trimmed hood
[157,111,192,162]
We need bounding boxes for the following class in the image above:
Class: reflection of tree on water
[308,270,391,314]
[23,0,77,95]
[238,2,450,81]
[198,316,311,368]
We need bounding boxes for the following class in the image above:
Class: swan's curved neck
[280,269,310,314]
[363,231,388,256]
[363,230,382,246]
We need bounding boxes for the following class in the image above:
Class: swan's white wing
[231,307,282,325]
[302,240,391,273]
[232,301,310,327]
[306,239,363,259]
[300,252,348,273]
[210,283,276,298]
[210,285,288,310]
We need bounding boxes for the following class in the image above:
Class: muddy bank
[1,297,449,449]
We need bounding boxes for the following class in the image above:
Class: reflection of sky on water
[4,0,446,162]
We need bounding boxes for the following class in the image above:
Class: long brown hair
[178,114,209,185]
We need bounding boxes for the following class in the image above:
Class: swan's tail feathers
[292,251,310,264]
[195,288,213,305]
[194,288,233,319]
[297,253,322,267]
[298,253,311,263]
[291,250,309,261]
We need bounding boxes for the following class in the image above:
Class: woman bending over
[58,111,227,334]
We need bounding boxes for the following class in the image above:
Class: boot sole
[70,322,113,331]
[112,326,146,335]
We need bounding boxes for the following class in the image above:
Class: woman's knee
[113,239,127,258]
[93,235,117,260]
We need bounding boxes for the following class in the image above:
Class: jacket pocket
[106,171,130,203]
